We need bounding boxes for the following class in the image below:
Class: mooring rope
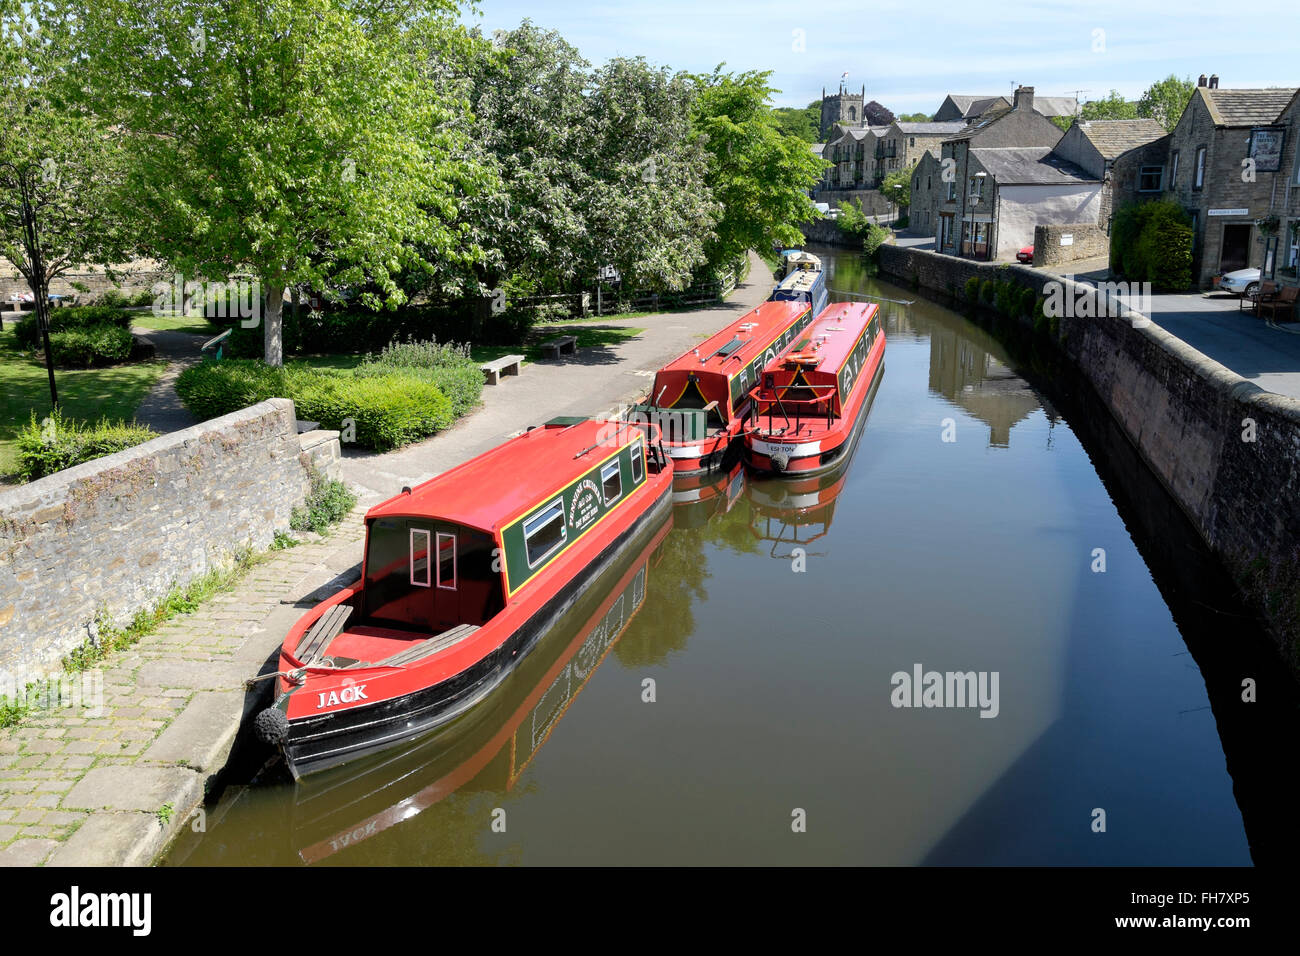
[827,288,915,306]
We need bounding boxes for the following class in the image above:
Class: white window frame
[1169,151,1179,188]
[436,531,457,590]
[630,442,644,484]
[523,497,567,569]
[410,528,431,588]
[1194,146,1206,190]
[601,460,622,506]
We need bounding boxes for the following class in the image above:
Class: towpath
[0,252,773,866]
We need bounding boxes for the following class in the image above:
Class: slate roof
[945,95,1009,117]
[1032,96,1079,117]
[896,121,967,136]
[1074,119,1168,158]
[810,143,825,156]
[1200,87,1299,126]
[970,147,1099,185]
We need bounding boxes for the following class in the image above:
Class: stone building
[1051,118,1170,224]
[819,83,866,141]
[1265,89,1300,290]
[911,152,942,234]
[930,87,1067,257]
[877,120,965,184]
[1164,78,1298,287]
[933,92,1077,123]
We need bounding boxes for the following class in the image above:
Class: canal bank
[876,244,1300,673]
[0,253,777,867]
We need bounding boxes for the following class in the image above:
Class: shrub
[1111,199,1193,290]
[964,276,982,301]
[46,322,135,368]
[995,281,1017,317]
[175,360,458,451]
[979,279,996,305]
[1017,285,1036,318]
[13,305,133,350]
[291,469,357,533]
[894,214,909,229]
[363,336,472,370]
[15,409,158,481]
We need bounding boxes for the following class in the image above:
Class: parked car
[1016,246,1034,264]
[1218,268,1261,297]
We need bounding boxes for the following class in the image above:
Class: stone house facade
[911,152,942,234]
[930,87,1066,258]
[1252,87,1300,291]
[1164,81,1298,288]
[1051,118,1169,225]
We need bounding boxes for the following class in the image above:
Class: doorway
[1220,223,1252,273]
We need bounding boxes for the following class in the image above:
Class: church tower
[818,82,866,141]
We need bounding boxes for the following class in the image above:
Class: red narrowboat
[743,302,885,476]
[631,299,815,476]
[253,417,672,777]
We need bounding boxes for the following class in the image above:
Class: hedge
[175,361,461,451]
[1111,199,1193,291]
[47,323,135,368]
[13,305,134,350]
[15,410,159,481]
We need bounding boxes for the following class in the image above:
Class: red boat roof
[655,300,808,379]
[778,302,879,375]
[365,420,642,532]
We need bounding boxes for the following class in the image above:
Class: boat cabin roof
[657,300,808,379]
[778,302,879,376]
[776,269,821,294]
[365,419,643,532]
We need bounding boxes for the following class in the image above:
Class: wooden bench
[539,335,577,360]
[480,353,524,385]
[294,604,353,662]
[1261,285,1299,322]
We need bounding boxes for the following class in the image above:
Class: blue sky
[462,0,1300,115]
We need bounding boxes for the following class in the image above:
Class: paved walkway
[130,326,205,433]
[0,252,774,866]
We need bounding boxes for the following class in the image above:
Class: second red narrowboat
[630,299,814,476]
[252,417,672,777]
[743,302,885,476]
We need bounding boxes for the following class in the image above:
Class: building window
[410,529,431,588]
[1293,152,1300,186]
[946,180,956,201]
[1169,151,1179,188]
[909,137,916,147]
[1138,166,1163,192]
[436,532,456,590]
[523,498,567,568]
[1194,146,1206,190]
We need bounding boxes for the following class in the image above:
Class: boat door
[411,522,463,634]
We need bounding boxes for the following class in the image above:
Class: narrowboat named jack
[631,299,814,476]
[253,417,672,777]
[743,302,885,477]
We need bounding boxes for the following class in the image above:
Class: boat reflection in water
[171,513,672,866]
[670,460,746,530]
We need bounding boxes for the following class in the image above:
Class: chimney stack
[1209,74,1219,89]
[1198,74,1207,87]
[1013,85,1035,112]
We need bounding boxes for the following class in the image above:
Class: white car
[1218,268,1261,296]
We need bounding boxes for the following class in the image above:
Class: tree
[1138,75,1195,132]
[771,101,821,143]
[896,112,933,123]
[0,0,133,407]
[62,0,487,366]
[689,68,825,271]
[1081,90,1138,121]
[862,101,895,126]
[880,165,915,211]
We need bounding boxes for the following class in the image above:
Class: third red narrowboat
[630,299,814,476]
[743,302,885,476]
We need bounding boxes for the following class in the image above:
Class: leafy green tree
[689,68,825,271]
[771,102,821,143]
[0,0,133,406]
[880,165,915,210]
[1138,75,1196,131]
[1081,90,1138,121]
[61,0,487,366]
[897,112,933,123]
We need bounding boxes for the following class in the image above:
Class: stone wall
[1,267,170,304]
[0,399,342,679]
[801,217,862,247]
[1032,223,1110,267]
[878,246,1300,664]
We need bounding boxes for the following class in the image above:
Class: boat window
[601,460,622,505]
[410,529,431,587]
[524,498,566,568]
[436,532,456,590]
[630,442,644,484]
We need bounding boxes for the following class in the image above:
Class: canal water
[166,246,1299,866]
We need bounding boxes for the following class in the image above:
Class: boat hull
[276,475,673,777]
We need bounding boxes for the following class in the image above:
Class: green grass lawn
[0,327,167,481]
[129,311,216,335]
[469,324,645,365]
